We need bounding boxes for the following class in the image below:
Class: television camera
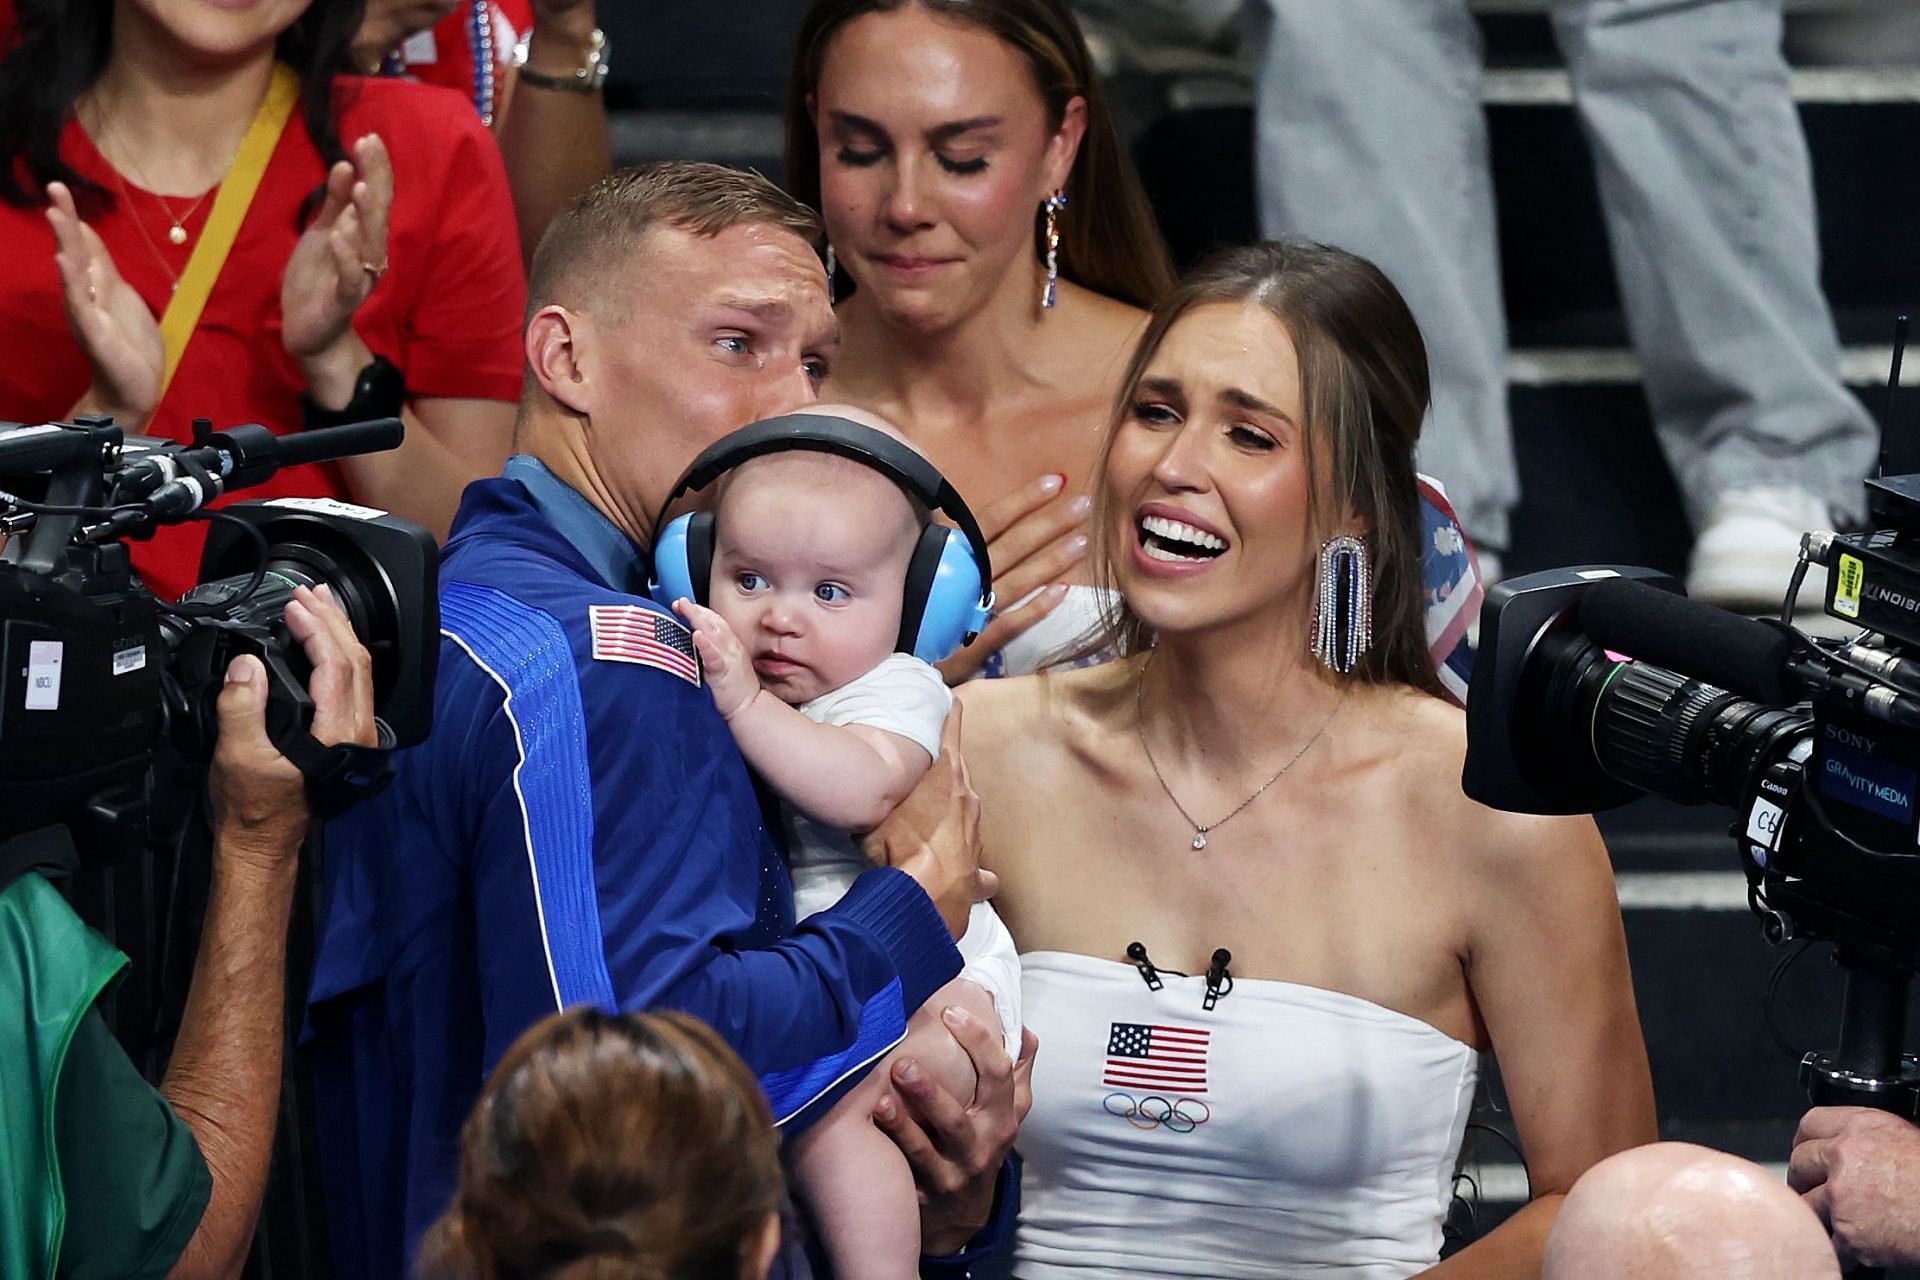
[0,413,437,877]
[1466,322,1920,1278]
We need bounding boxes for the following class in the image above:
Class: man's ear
[525,304,593,417]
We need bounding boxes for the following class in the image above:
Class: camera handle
[1799,954,1920,1280]
[256,644,396,821]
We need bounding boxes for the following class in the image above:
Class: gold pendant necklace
[88,106,214,256]
[104,166,186,292]
[146,181,212,246]
[156,196,205,243]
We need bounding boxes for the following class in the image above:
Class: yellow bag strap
[156,62,302,399]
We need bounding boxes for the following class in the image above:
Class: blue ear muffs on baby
[649,510,712,612]
[645,416,995,661]
[900,525,993,663]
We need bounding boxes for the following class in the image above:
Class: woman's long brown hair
[784,0,1175,310]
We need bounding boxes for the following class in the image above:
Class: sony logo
[1827,726,1881,754]
[1865,582,1920,613]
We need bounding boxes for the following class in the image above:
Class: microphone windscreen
[272,417,405,469]
[1577,578,1799,704]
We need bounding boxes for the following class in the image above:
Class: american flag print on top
[1416,475,1483,708]
[589,606,701,686]
[1104,1022,1211,1095]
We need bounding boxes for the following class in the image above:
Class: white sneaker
[1686,486,1832,616]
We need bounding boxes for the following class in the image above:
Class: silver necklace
[1134,654,1346,850]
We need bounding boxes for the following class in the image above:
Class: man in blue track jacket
[305,163,1024,1278]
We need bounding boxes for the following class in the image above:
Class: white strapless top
[988,585,1118,677]
[1014,951,1479,1279]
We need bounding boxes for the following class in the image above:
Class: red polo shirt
[0,74,525,595]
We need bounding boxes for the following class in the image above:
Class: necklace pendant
[167,224,188,245]
[1191,832,1208,851]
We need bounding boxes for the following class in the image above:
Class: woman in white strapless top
[1017,953,1479,1278]
[959,242,1656,1277]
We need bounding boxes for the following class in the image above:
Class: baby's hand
[673,599,760,720]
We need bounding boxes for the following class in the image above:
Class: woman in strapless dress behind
[785,0,1176,680]
[959,241,1657,1278]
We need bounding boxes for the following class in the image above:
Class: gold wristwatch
[514,27,609,94]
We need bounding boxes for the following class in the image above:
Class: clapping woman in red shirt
[0,0,526,595]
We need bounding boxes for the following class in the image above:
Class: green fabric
[54,1007,212,1280]
[0,873,127,1279]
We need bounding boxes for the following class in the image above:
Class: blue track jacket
[305,466,963,1277]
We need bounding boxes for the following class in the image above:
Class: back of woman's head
[417,1009,785,1280]
[784,0,1174,309]
[1092,240,1445,698]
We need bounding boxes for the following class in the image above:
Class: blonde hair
[527,162,825,319]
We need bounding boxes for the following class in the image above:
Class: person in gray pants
[1248,0,1875,607]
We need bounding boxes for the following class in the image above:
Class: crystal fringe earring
[824,245,837,304]
[1042,192,1067,310]
[1311,535,1373,673]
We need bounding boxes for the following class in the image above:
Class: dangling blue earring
[1042,192,1067,310]
[825,245,837,304]
[1311,535,1372,673]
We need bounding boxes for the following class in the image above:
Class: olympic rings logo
[1103,1091,1211,1133]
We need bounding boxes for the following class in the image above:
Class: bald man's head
[1544,1144,1838,1279]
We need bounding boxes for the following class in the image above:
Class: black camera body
[0,414,438,869]
[1822,472,1920,638]
[1466,435,1920,1128]
[0,550,162,866]
[1467,460,1920,948]
[1787,472,1920,930]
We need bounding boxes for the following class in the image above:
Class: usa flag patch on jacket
[589,606,701,686]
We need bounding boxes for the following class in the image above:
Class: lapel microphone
[1204,949,1234,1010]
[1126,941,1235,1009]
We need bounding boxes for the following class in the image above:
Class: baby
[671,408,1020,1280]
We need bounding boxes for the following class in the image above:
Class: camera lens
[1588,660,1810,808]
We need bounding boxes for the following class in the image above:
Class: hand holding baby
[673,598,761,720]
